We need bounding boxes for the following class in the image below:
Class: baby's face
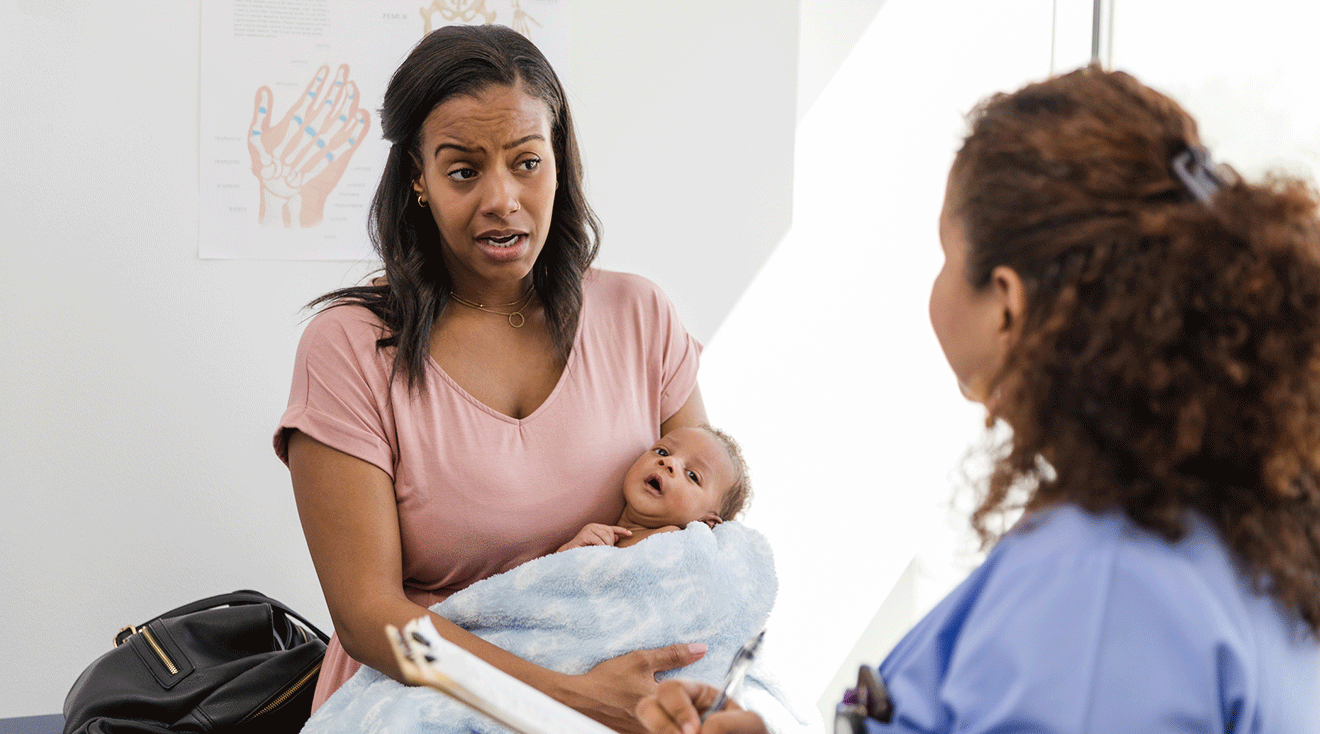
[622,427,736,529]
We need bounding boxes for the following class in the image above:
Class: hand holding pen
[635,630,769,734]
[702,630,764,722]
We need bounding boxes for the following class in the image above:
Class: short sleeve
[273,306,397,478]
[640,277,702,421]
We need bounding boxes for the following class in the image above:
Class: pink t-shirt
[274,269,701,708]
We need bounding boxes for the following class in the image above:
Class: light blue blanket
[302,521,808,734]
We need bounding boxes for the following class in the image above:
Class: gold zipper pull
[250,662,322,720]
[139,626,180,676]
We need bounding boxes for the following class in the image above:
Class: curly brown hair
[698,424,752,521]
[951,66,1320,634]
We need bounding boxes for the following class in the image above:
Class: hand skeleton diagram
[247,64,371,229]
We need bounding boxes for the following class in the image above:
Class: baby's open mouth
[646,476,662,493]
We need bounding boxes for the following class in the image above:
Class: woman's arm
[287,431,704,732]
[661,383,709,434]
[288,429,445,681]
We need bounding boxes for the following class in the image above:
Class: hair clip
[1171,145,1227,206]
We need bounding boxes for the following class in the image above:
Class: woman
[639,67,1320,733]
[274,25,709,732]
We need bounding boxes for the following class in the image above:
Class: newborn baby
[559,425,750,551]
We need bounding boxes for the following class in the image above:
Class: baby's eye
[447,167,477,181]
[654,447,669,457]
[686,470,700,484]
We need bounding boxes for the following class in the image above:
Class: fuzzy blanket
[301,521,813,734]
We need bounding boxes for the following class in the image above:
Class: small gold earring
[417,194,428,208]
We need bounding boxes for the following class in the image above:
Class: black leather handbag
[63,590,330,734]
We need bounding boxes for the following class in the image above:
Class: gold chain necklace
[448,286,535,328]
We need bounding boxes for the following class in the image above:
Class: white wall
[700,0,1058,710]
[0,0,795,718]
[572,1,798,336]
[1108,0,1320,186]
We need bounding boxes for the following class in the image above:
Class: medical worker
[638,66,1320,734]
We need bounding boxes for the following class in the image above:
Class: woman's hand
[557,523,632,552]
[561,644,709,733]
[636,680,769,734]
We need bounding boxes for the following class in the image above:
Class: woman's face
[412,84,557,296]
[929,175,1013,403]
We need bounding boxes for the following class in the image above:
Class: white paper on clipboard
[388,617,620,734]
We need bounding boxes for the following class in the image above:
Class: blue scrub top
[866,505,1320,733]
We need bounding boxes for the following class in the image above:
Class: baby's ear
[702,513,723,530]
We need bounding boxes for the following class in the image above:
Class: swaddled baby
[300,425,811,734]
[558,424,752,552]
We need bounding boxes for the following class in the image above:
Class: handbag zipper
[139,627,179,675]
[249,661,322,720]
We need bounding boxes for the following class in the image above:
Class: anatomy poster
[200,0,569,260]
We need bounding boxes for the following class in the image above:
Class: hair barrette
[1171,145,1227,206]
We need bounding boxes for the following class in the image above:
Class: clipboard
[387,616,620,734]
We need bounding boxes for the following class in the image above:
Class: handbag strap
[125,590,330,644]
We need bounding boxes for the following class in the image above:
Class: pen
[700,629,765,722]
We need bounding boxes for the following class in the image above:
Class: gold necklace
[448,286,535,328]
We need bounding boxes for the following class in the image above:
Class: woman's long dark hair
[953,66,1320,635]
[311,24,600,390]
